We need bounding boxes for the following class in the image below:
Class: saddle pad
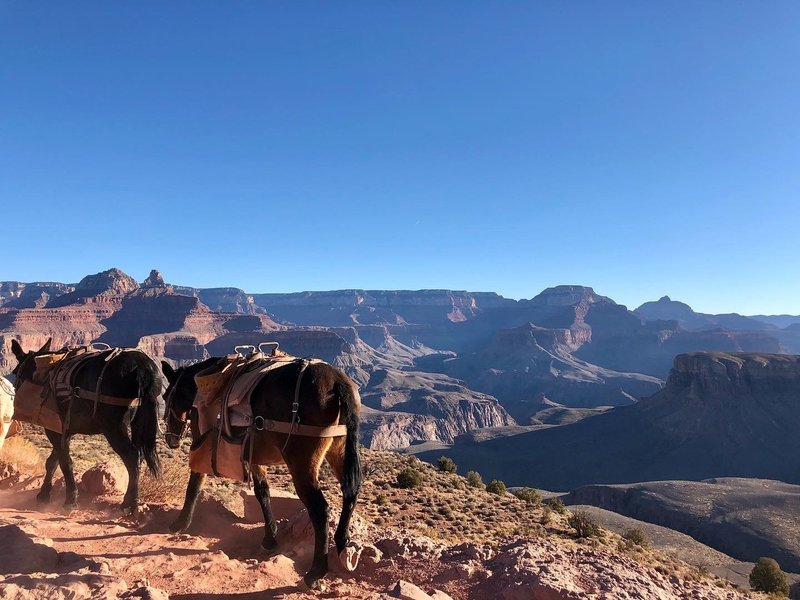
[223,356,301,409]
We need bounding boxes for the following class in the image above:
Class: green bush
[465,470,484,489]
[396,467,423,489]
[486,479,507,496]
[548,497,566,514]
[567,511,601,538]
[512,487,542,506]
[749,557,789,596]
[622,528,648,548]
[437,456,457,473]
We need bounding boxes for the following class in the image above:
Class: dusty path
[0,484,393,599]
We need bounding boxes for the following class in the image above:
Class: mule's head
[161,361,195,449]
[10,339,52,386]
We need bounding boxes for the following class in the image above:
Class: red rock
[79,463,128,496]
[388,580,433,600]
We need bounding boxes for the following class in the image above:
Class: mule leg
[170,470,206,532]
[325,437,357,554]
[56,433,78,508]
[37,435,61,504]
[251,464,278,552]
[103,425,141,511]
[285,440,332,590]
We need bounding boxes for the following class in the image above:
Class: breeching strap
[282,359,308,454]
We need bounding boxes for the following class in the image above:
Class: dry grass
[0,436,46,475]
[140,458,191,504]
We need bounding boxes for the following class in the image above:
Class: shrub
[437,456,457,473]
[567,511,601,538]
[486,479,507,496]
[541,506,552,525]
[749,557,789,596]
[139,459,189,505]
[465,470,484,489]
[0,436,45,475]
[512,487,541,507]
[396,467,423,489]
[622,528,648,548]
[548,497,566,514]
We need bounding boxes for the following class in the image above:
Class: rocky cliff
[252,289,515,327]
[415,352,800,489]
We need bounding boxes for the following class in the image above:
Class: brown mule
[161,356,362,590]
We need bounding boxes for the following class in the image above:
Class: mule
[11,339,162,511]
[161,356,362,590]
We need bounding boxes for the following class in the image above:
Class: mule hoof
[61,503,78,514]
[36,493,51,505]
[169,520,189,533]
[338,545,361,573]
[299,574,325,592]
[261,537,278,554]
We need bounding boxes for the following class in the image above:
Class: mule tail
[132,367,161,477]
[336,380,362,501]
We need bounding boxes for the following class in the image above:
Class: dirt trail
[0,484,390,599]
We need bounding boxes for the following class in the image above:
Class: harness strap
[254,418,347,437]
[75,389,142,407]
[91,348,123,417]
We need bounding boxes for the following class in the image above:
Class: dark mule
[11,339,162,511]
[161,357,362,590]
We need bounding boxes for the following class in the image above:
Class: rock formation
[635,296,776,332]
[415,352,800,489]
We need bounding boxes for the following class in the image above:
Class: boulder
[79,463,128,496]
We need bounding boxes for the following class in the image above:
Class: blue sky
[1,3,799,314]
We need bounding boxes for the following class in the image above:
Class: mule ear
[38,338,52,353]
[161,360,176,382]
[11,339,26,361]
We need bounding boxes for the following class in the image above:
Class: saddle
[13,343,144,433]
[188,343,346,482]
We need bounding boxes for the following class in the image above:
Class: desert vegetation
[568,510,601,539]
[485,479,507,496]
[437,455,457,473]
[749,557,789,596]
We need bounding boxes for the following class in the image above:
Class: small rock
[121,586,170,600]
[388,580,433,600]
[430,591,454,600]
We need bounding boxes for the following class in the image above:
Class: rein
[164,370,189,444]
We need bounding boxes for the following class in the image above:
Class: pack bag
[188,426,249,481]
[12,380,63,433]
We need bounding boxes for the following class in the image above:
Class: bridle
[12,352,35,391]
[163,369,190,445]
